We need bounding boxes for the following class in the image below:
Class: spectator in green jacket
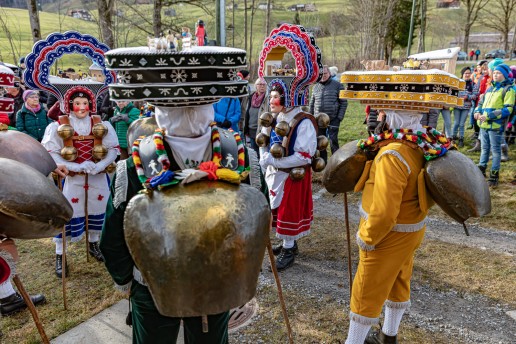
[16,90,51,142]
[111,100,140,159]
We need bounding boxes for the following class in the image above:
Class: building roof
[409,47,460,60]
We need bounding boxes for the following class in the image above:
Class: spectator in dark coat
[309,65,347,163]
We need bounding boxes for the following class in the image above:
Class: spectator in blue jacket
[213,97,241,132]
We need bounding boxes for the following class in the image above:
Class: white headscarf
[385,110,425,132]
[155,104,214,137]
[154,104,214,169]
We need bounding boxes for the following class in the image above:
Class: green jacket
[110,103,140,148]
[475,80,515,132]
[15,105,52,142]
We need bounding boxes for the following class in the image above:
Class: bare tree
[417,0,427,53]
[265,0,272,36]
[96,0,115,48]
[244,0,248,51]
[26,0,42,43]
[249,0,259,72]
[462,0,490,52]
[154,0,163,37]
[481,0,516,51]
[327,13,345,65]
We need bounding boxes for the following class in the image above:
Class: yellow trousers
[351,226,426,319]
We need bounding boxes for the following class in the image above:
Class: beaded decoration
[358,127,452,160]
[132,125,246,189]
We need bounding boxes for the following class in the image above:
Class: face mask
[271,98,281,106]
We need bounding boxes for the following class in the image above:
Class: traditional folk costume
[23,31,119,276]
[0,64,48,317]
[100,46,267,343]
[255,24,326,271]
[330,68,491,344]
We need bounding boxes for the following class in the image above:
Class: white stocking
[382,301,409,336]
[282,238,295,249]
[345,319,371,344]
[88,232,100,243]
[0,280,15,299]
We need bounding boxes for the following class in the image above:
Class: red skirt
[272,169,313,240]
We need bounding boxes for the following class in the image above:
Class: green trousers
[131,282,230,344]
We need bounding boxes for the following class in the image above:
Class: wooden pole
[267,238,294,344]
[58,175,68,310]
[12,275,49,344]
[84,174,89,262]
[344,193,353,296]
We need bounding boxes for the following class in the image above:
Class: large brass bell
[274,121,290,137]
[289,167,306,180]
[92,144,108,160]
[270,143,285,159]
[311,157,326,172]
[92,123,108,139]
[259,112,274,127]
[316,113,330,129]
[57,124,74,140]
[255,133,270,147]
[317,135,329,151]
[60,146,77,161]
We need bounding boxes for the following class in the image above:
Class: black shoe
[488,170,499,188]
[458,138,464,148]
[272,240,299,256]
[89,242,104,262]
[55,254,69,278]
[275,247,295,271]
[365,328,398,344]
[0,292,46,316]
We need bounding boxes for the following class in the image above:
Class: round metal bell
[60,146,77,161]
[316,113,330,129]
[311,157,326,172]
[274,121,290,137]
[57,124,74,140]
[105,162,117,174]
[289,167,306,180]
[270,143,284,158]
[259,112,274,127]
[92,144,108,160]
[255,133,270,147]
[92,123,108,139]
[317,135,329,151]
[314,150,321,158]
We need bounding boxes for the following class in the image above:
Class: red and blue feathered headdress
[258,24,323,107]
[0,65,15,113]
[23,31,116,113]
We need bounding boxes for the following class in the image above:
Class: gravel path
[230,185,516,343]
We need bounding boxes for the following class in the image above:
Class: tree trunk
[153,0,163,38]
[96,0,115,48]
[249,0,256,72]
[244,0,248,51]
[265,0,272,36]
[417,0,426,53]
[463,24,471,53]
[26,0,41,43]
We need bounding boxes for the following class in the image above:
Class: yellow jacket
[355,142,431,250]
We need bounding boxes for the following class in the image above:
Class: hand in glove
[119,114,130,122]
[110,115,121,123]
[174,169,208,184]
[222,120,232,129]
[80,161,96,174]
[259,152,274,172]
